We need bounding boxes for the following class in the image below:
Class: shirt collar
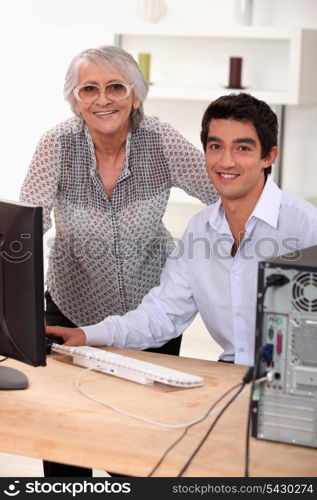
[207,177,282,233]
[251,177,281,228]
[207,197,230,234]
[84,125,132,179]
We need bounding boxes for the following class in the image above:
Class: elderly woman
[19,45,217,476]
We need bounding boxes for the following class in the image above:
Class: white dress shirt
[83,178,317,365]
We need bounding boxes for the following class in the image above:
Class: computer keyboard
[51,344,204,388]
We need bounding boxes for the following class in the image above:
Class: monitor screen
[0,199,46,390]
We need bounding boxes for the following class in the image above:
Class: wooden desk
[0,349,316,477]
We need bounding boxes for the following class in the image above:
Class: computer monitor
[0,199,46,390]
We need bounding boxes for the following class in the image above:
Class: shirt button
[238,347,245,352]
[236,311,241,316]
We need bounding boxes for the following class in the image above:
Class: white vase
[136,0,168,24]
[234,0,254,26]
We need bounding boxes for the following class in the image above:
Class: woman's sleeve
[19,129,61,234]
[162,121,218,206]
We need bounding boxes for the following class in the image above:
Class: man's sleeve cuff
[81,322,114,347]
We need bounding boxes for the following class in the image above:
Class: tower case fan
[252,245,317,448]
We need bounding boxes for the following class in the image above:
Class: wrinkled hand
[46,325,86,346]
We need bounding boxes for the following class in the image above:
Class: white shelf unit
[116,26,317,203]
[117,26,317,105]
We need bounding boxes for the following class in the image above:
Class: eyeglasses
[73,82,134,103]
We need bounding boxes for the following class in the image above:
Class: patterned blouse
[19,115,218,326]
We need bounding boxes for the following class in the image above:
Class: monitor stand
[0,365,28,390]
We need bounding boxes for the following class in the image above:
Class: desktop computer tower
[251,245,317,448]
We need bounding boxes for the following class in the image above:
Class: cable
[261,273,290,303]
[177,382,245,477]
[244,354,275,477]
[244,272,289,477]
[265,273,290,288]
[244,350,260,478]
[148,381,244,477]
[76,368,238,430]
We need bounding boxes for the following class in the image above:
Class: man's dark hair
[200,93,278,178]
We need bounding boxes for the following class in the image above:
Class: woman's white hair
[64,45,149,131]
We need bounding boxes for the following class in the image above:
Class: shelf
[117,27,317,106]
[148,84,299,105]
[115,25,303,40]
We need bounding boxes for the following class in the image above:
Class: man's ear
[264,146,279,167]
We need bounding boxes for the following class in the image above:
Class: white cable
[256,370,274,384]
[75,367,247,429]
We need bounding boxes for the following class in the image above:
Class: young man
[47,93,317,365]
